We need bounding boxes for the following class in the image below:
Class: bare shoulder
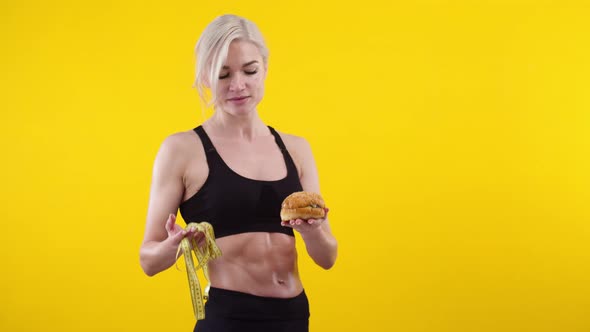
[152,129,205,182]
[275,130,316,183]
[157,129,203,160]
[276,130,313,160]
[275,130,312,155]
[160,129,199,152]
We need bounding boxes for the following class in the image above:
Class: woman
[139,14,338,332]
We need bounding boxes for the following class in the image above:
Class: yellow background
[2,0,589,331]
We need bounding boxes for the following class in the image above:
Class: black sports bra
[179,125,303,238]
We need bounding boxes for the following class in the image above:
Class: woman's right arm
[139,134,189,276]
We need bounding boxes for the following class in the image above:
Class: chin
[223,103,258,116]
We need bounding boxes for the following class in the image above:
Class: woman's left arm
[282,135,338,269]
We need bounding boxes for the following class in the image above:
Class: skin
[139,40,338,298]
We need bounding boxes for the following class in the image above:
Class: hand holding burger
[280,192,328,228]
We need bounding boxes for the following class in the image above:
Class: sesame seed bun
[280,191,326,221]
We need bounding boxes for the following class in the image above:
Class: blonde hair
[193,14,269,108]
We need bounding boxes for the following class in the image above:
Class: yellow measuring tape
[175,222,222,321]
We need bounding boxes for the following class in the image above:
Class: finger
[193,231,205,241]
[165,213,176,231]
[184,228,193,238]
[171,228,187,244]
[196,233,207,246]
[165,214,173,232]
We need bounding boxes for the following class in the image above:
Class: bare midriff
[207,231,302,298]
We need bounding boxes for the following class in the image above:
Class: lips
[228,96,249,101]
[227,96,250,105]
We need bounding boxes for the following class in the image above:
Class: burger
[280,191,326,221]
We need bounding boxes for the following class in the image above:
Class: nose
[229,73,246,92]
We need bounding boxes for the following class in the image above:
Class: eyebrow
[222,60,259,70]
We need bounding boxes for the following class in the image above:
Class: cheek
[215,82,229,97]
[248,75,261,86]
[251,76,265,92]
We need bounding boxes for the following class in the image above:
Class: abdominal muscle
[180,128,303,298]
[206,231,303,298]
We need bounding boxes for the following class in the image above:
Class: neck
[205,109,268,140]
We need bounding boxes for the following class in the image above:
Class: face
[215,40,266,116]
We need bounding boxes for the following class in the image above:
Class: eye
[219,73,230,79]
[244,70,257,75]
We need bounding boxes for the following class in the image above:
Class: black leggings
[193,287,310,332]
